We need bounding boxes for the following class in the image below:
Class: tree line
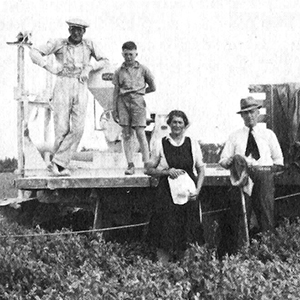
[0,157,17,172]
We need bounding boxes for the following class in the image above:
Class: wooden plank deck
[14,164,231,190]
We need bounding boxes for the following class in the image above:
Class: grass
[0,172,18,199]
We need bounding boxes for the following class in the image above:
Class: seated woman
[146,110,205,262]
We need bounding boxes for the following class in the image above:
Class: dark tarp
[271,83,300,167]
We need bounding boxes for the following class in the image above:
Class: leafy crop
[1,217,300,299]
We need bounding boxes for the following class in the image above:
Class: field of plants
[1,172,300,299]
[1,215,300,299]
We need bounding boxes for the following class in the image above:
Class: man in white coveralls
[30,18,107,176]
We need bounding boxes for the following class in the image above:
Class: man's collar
[66,38,84,46]
[121,61,140,69]
[244,125,258,132]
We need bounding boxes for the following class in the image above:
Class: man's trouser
[226,167,274,252]
[249,167,275,232]
[51,77,88,168]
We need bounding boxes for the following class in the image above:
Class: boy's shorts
[117,94,147,127]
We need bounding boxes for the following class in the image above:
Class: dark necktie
[245,127,260,160]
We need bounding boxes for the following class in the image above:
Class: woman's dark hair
[166,110,189,126]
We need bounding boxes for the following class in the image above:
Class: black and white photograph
[1,0,300,298]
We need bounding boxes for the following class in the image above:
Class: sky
[1,0,300,158]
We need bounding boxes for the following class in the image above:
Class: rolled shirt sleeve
[29,39,64,68]
[86,39,108,70]
[29,48,47,67]
[88,40,106,61]
[219,134,235,165]
[269,131,284,166]
[29,39,58,67]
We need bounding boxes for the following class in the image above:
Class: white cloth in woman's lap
[168,172,196,205]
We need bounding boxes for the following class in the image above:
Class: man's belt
[249,166,272,172]
[57,73,80,78]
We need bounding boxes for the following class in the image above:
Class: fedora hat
[237,96,262,114]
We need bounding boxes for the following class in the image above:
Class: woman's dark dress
[148,137,204,258]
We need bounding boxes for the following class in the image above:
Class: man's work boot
[59,168,71,177]
[125,163,135,175]
[47,162,61,177]
[143,162,151,174]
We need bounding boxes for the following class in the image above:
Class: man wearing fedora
[30,18,108,176]
[219,97,283,247]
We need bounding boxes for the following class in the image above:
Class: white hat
[66,18,89,28]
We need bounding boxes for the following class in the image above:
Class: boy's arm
[112,86,120,123]
[144,67,156,94]
[111,70,120,123]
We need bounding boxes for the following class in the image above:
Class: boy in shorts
[112,41,156,175]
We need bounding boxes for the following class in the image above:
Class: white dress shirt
[220,125,284,166]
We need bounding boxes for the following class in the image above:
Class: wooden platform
[14,164,231,190]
